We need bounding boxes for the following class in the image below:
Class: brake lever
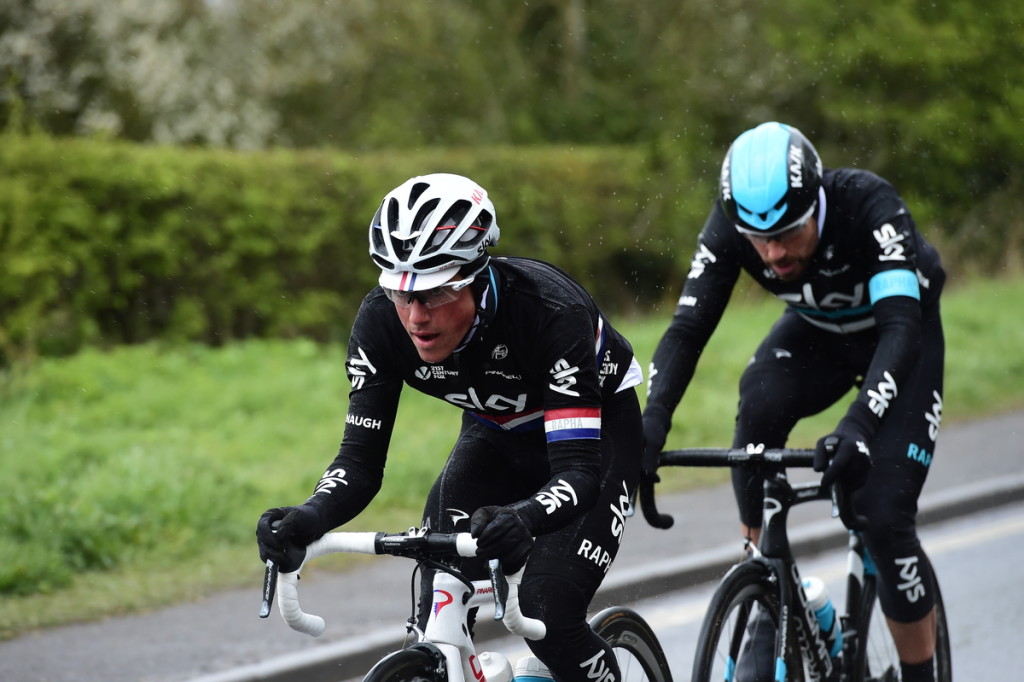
[487,558,509,621]
[259,559,279,618]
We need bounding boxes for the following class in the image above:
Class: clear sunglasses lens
[382,288,411,307]
[382,284,462,309]
[421,286,461,308]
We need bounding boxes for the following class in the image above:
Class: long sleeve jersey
[645,167,946,440]
[307,256,643,536]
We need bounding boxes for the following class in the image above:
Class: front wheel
[852,570,952,682]
[691,560,802,682]
[362,643,447,682]
[933,575,953,681]
[590,606,673,682]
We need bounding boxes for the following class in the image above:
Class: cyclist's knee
[864,534,937,622]
[520,573,619,682]
[519,570,589,623]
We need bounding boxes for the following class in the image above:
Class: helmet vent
[407,182,430,209]
[411,198,440,238]
[386,197,400,232]
[462,210,493,245]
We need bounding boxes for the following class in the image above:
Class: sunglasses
[744,219,808,245]
[382,276,475,309]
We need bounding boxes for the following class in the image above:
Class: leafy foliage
[1,0,1021,295]
[0,133,685,361]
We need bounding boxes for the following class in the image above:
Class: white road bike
[260,527,673,682]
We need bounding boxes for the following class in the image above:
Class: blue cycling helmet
[720,122,822,237]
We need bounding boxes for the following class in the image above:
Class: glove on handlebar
[470,505,534,575]
[256,505,323,572]
[814,432,872,490]
[641,416,668,484]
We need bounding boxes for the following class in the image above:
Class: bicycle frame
[755,471,846,681]
[741,469,885,682]
[422,570,521,682]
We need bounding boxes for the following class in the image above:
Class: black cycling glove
[814,432,872,490]
[641,415,668,484]
[256,505,324,573]
[470,505,534,575]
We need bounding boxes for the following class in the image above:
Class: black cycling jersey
[646,168,946,442]
[306,256,643,538]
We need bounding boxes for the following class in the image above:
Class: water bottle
[478,651,513,682]
[513,655,553,682]
[803,576,843,658]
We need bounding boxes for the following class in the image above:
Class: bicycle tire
[362,643,447,682]
[933,574,952,682]
[852,570,952,682]
[691,560,803,682]
[590,606,673,682]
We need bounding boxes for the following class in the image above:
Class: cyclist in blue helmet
[644,122,946,682]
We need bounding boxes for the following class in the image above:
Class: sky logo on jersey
[867,370,898,417]
[549,358,582,396]
[579,649,616,682]
[347,347,377,390]
[926,390,943,442]
[688,242,717,279]
[873,223,908,262]
[544,407,601,441]
[314,467,349,496]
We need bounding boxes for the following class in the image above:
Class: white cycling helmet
[369,173,500,291]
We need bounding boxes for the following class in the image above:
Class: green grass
[1,275,1022,638]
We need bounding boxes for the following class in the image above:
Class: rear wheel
[691,561,803,682]
[590,606,673,682]
[362,643,446,682]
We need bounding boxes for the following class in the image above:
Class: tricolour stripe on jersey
[544,407,601,442]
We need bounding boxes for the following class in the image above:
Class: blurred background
[2,0,1022,357]
[1,0,1022,637]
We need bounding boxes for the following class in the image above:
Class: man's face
[391,283,476,363]
[744,217,819,282]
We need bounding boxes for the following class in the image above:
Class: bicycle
[259,526,673,682]
[638,445,952,682]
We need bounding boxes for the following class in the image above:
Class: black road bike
[639,446,951,682]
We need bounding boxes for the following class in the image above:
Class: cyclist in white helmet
[643,123,946,682]
[257,173,645,682]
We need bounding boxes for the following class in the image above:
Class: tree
[0,0,279,147]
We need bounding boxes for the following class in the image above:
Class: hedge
[0,132,707,364]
